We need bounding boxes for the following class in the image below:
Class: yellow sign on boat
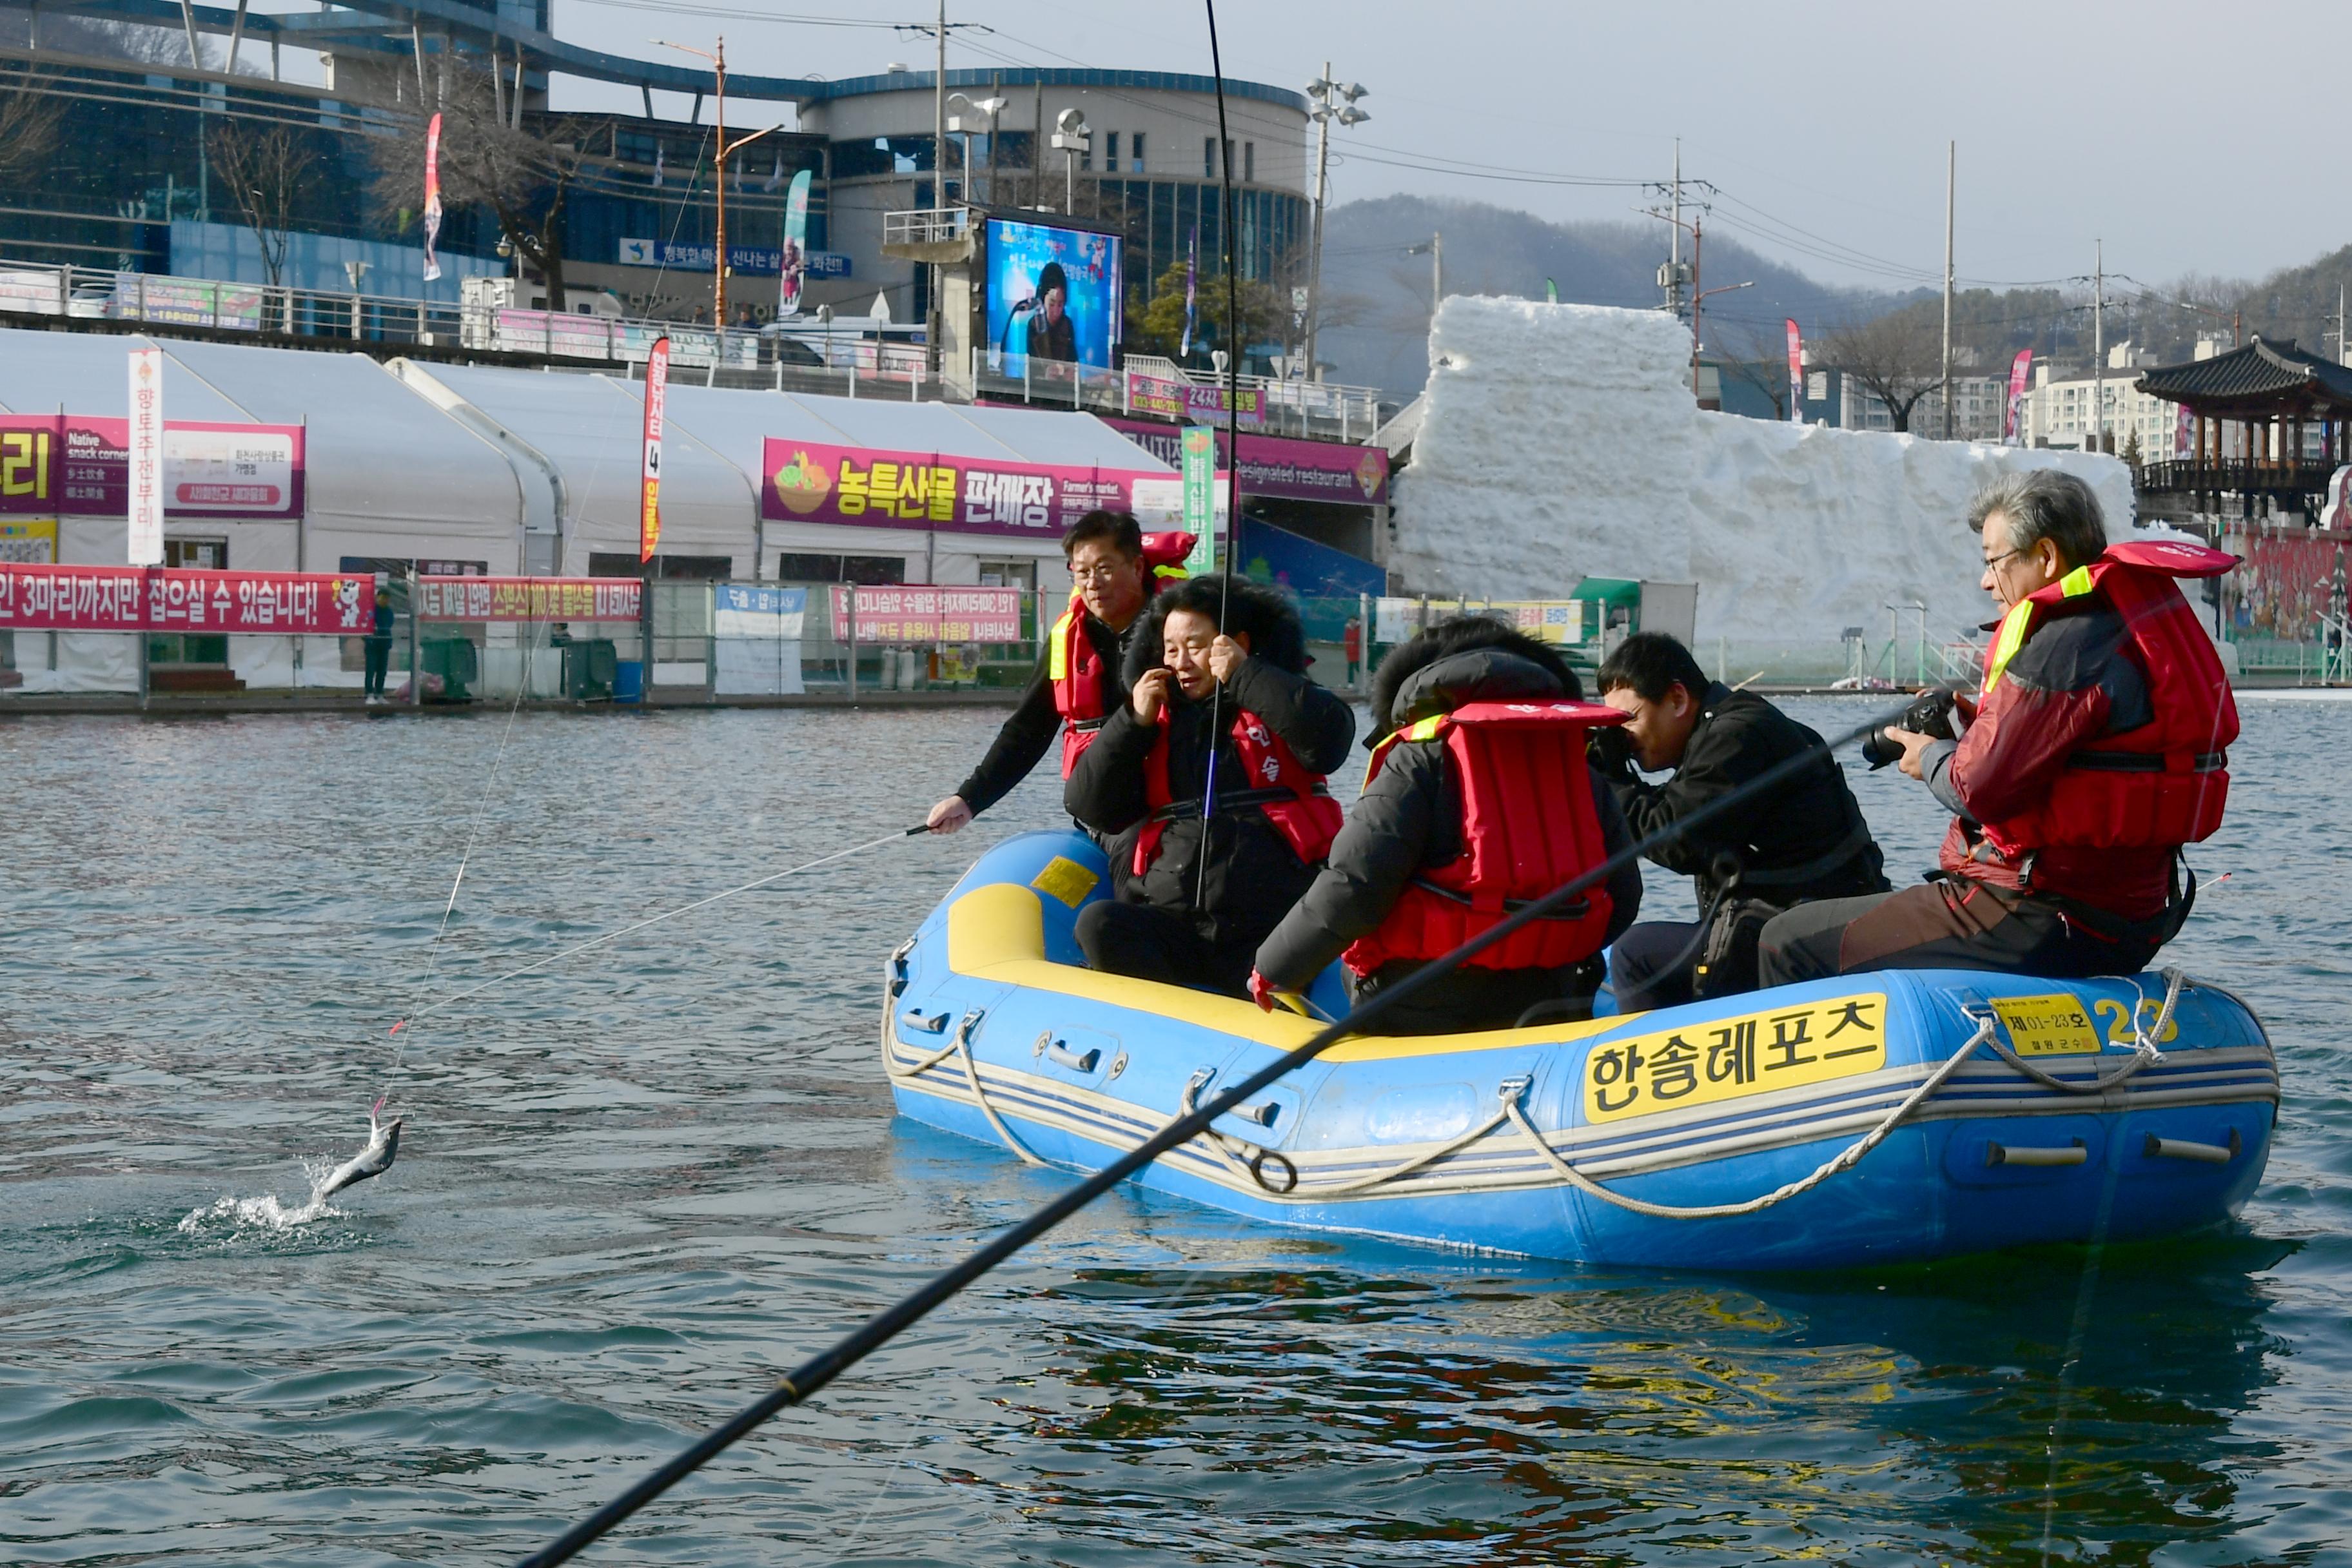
[1030,856,1099,910]
[1990,994,2102,1056]
[1582,992,1888,1124]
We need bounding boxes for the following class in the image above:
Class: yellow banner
[1583,992,1889,1124]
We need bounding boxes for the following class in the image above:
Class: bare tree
[0,70,64,185]
[208,119,313,287]
[1820,308,1943,433]
[366,59,600,309]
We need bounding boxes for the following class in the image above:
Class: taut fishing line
[509,700,1912,1567]
[1193,0,1243,913]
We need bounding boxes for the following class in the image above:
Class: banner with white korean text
[0,564,372,632]
[762,438,1157,539]
[0,413,306,518]
[414,576,643,622]
[829,585,1023,643]
[127,349,162,564]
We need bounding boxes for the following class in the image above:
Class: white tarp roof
[0,328,250,429]
[426,365,757,570]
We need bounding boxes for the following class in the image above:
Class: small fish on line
[317,1112,403,1199]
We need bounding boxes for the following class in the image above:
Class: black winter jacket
[1602,681,1886,905]
[954,609,1137,816]
[1255,649,1643,999]
[1064,602,1355,952]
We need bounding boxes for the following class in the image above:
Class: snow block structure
[1391,298,2135,646]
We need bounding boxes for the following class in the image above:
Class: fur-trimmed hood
[1121,577,1311,687]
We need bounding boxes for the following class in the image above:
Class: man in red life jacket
[1253,619,1643,1034]
[1065,577,1355,997]
[926,511,1193,834]
[1760,469,2237,983]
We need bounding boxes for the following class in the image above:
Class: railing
[882,206,976,249]
[970,348,1387,444]
[2140,458,2341,495]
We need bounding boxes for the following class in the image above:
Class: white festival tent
[0,328,1173,695]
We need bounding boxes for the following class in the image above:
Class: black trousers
[1758,881,2162,986]
[1351,956,1603,1036]
[1609,920,1707,1013]
[363,636,392,696]
[1076,901,1257,999]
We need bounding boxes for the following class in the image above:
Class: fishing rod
[1193,0,1244,912]
[511,699,1910,1568]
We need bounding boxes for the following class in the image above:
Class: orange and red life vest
[1342,700,1625,977]
[1971,537,2238,863]
[1046,531,1196,776]
[1133,705,1342,877]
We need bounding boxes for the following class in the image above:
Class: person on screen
[1025,260,1077,362]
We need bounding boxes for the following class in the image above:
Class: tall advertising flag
[1785,318,1805,424]
[2004,348,2034,445]
[2175,402,2194,460]
[640,337,669,562]
[1179,228,1198,358]
[126,348,163,565]
[421,112,444,284]
[778,168,812,317]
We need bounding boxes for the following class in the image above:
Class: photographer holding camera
[1758,469,2239,985]
[1592,634,1887,1011]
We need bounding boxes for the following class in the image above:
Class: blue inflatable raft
[882,831,2277,1269]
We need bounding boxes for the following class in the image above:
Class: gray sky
[540,0,2339,297]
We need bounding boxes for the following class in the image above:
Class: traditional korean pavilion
[2136,337,2352,522]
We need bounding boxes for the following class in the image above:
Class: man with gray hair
[1758,467,2239,983]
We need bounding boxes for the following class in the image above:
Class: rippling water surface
[1,696,2346,1566]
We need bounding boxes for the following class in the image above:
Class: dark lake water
[1,695,2346,1566]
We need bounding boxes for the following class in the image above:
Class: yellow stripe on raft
[945,883,1625,1063]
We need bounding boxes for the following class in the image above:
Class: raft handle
[2144,1129,2240,1164]
[1230,1099,1280,1128]
[899,1009,950,1035]
[1034,1036,1100,1074]
[1986,1138,2087,1168]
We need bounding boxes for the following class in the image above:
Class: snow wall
[1389,298,2136,645]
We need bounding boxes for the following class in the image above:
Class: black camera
[1587,721,1635,777]
[1860,687,1959,770]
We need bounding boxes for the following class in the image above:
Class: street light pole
[1302,70,1367,386]
[1405,232,1442,322]
[654,35,777,328]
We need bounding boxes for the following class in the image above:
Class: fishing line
[1193,0,1242,914]
[391,825,928,1034]
[509,701,1912,1568]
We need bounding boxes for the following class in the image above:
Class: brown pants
[1756,879,2163,986]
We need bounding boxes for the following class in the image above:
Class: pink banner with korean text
[830,584,1024,643]
[0,414,306,518]
[0,564,372,632]
[415,576,644,622]
[1124,371,1264,429]
[762,438,1159,539]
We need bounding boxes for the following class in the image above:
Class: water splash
[176,1159,346,1233]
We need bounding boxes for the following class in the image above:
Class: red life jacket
[1972,538,2239,863]
[1342,701,1625,977]
[1133,704,1342,877]
[1046,531,1197,776]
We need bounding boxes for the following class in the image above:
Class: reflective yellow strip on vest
[2059,564,2095,598]
[1047,609,1078,681]
[1982,599,2036,694]
[1362,713,1450,789]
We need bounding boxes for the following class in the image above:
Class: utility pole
[1666,138,1686,320]
[1406,232,1442,322]
[1941,139,1954,440]
[930,0,946,377]
[2093,239,2105,454]
[654,35,770,328]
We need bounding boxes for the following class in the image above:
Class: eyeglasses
[1071,562,1133,583]
[1982,545,2028,571]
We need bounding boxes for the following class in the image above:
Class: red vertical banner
[421,112,444,284]
[1784,318,1804,424]
[640,336,669,562]
[2005,348,2034,445]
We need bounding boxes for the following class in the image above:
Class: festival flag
[1785,318,1804,424]
[126,348,163,566]
[2004,348,2034,445]
[652,144,665,189]
[763,150,783,193]
[1545,277,1558,304]
[420,112,444,284]
[1179,228,1197,358]
[640,337,669,563]
[2176,403,2195,460]
[778,168,812,317]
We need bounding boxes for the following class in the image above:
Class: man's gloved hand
[1587,723,1635,778]
[1248,970,1280,1012]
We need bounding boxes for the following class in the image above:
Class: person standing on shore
[362,576,396,705]
[1343,615,1364,689]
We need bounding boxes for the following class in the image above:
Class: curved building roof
[801,67,1308,115]
[2137,336,2352,416]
